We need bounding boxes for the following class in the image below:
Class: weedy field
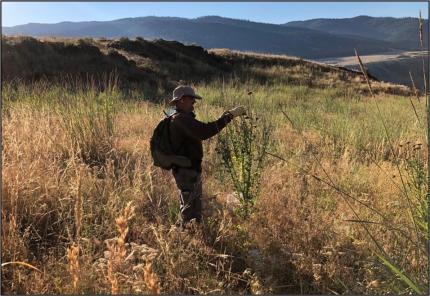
[1,39,428,294]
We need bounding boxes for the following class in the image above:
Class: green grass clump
[58,86,118,165]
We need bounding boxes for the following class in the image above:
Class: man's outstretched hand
[228,106,246,118]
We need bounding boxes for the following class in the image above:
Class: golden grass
[143,262,161,294]
[106,202,136,294]
[66,244,80,292]
[1,76,427,294]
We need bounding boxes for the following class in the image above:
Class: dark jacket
[169,109,232,171]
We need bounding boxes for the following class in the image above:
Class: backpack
[150,113,192,170]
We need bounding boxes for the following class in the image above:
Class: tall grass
[354,48,428,294]
[2,63,427,294]
[202,75,427,292]
[2,77,119,166]
[58,79,119,166]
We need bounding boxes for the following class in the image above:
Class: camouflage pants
[172,168,202,225]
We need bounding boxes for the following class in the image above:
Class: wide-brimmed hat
[169,85,202,106]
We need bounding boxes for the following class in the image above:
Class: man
[168,85,246,228]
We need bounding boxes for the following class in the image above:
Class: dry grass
[1,69,427,295]
[106,202,136,294]
[67,244,80,292]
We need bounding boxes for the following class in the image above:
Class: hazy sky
[2,2,428,27]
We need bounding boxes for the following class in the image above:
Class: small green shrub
[217,110,272,217]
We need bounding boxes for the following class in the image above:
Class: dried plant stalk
[419,11,428,104]
[107,241,119,295]
[354,49,374,96]
[143,262,161,294]
[67,244,80,292]
[408,71,421,124]
[106,202,136,294]
[74,167,83,240]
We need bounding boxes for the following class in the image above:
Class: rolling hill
[3,16,427,59]
[1,35,414,98]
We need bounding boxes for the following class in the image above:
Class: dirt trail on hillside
[316,50,427,66]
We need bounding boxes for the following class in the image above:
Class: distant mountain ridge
[3,15,428,59]
[285,15,428,50]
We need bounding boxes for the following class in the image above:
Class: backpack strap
[166,115,174,151]
[168,113,187,156]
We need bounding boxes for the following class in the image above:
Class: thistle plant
[217,108,272,218]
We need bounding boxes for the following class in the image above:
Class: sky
[2,2,428,27]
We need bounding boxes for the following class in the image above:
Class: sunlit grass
[1,73,427,294]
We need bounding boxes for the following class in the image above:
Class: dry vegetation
[1,36,428,295]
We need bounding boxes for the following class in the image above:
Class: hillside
[1,36,414,98]
[317,51,428,91]
[3,15,425,59]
